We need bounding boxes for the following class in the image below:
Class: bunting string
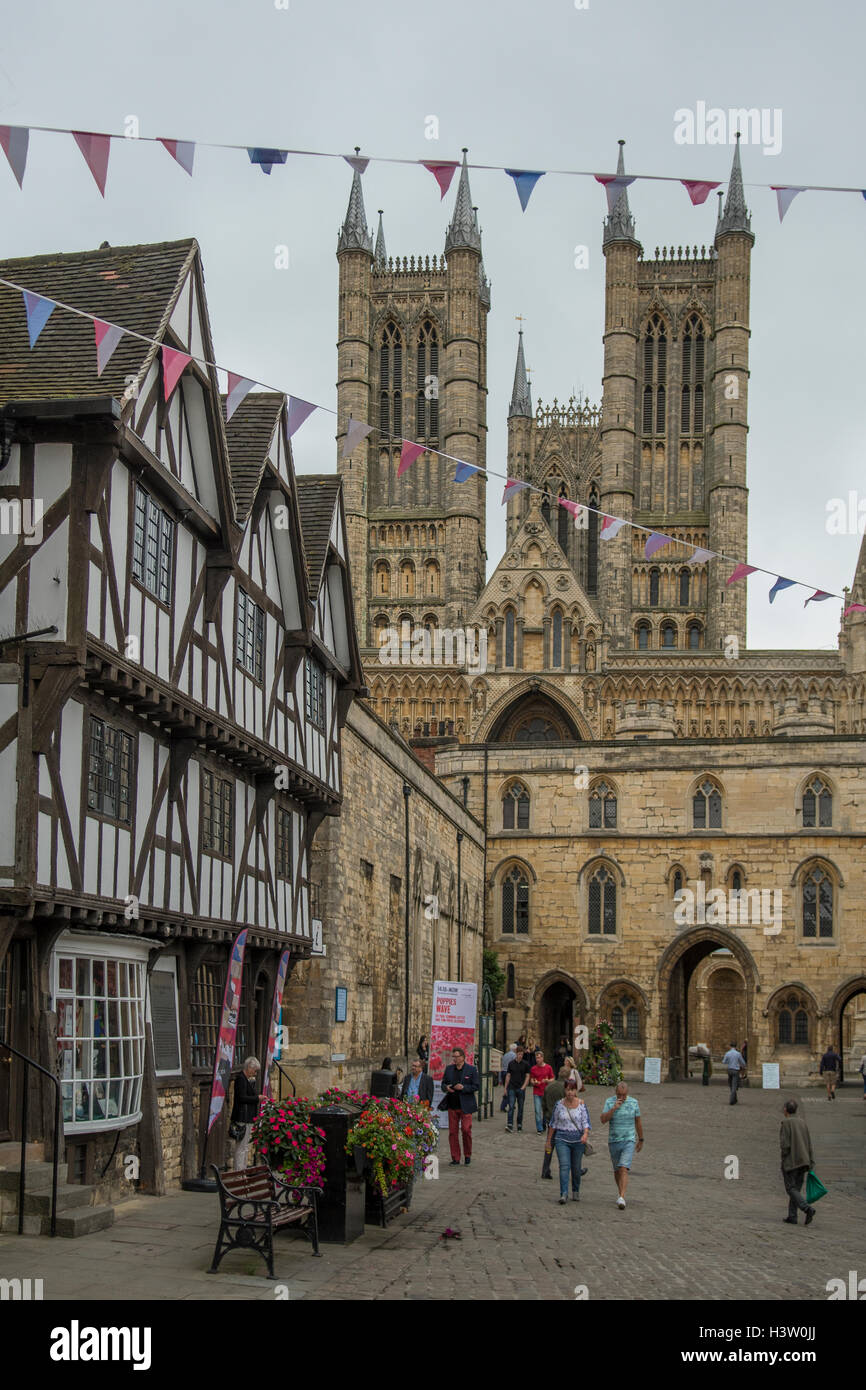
[1,271,862,618]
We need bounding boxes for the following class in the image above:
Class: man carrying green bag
[780,1098,818,1226]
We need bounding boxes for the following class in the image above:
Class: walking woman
[563,1055,585,1091]
[417,1035,430,1070]
[547,1078,591,1204]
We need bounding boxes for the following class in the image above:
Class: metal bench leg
[208,1224,228,1274]
[308,1205,322,1257]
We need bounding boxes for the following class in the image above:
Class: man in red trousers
[440,1047,480,1166]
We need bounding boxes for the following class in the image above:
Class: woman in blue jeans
[548,1080,591,1204]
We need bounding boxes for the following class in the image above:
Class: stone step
[0,1141,44,1166]
[1,1212,42,1235]
[54,1204,115,1238]
[23,1183,94,1215]
[0,1161,70,1192]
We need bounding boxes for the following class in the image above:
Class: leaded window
[305,656,326,731]
[236,588,264,682]
[190,961,223,1070]
[778,993,810,1046]
[201,767,233,858]
[589,781,617,829]
[502,867,529,935]
[693,779,722,829]
[588,865,616,935]
[802,777,832,828]
[87,717,132,822]
[54,945,146,1130]
[802,866,833,939]
[415,320,439,441]
[552,609,563,668]
[611,994,640,1042]
[642,314,667,437]
[132,483,174,605]
[379,322,403,438]
[681,315,705,434]
[503,782,530,831]
[276,805,292,882]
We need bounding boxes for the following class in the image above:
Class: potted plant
[251,1098,327,1188]
[344,1097,437,1226]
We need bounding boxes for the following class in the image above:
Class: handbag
[228,1120,246,1142]
[805,1170,828,1204]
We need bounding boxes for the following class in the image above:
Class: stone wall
[279,700,485,1100]
[156,1086,185,1188]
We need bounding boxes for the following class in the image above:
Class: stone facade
[156,1086,185,1189]
[279,700,484,1099]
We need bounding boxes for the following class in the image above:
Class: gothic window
[688,622,702,650]
[661,621,677,648]
[552,609,563,668]
[514,717,559,742]
[400,560,415,596]
[777,992,810,1046]
[587,486,599,595]
[588,865,617,935]
[541,494,551,527]
[374,561,391,596]
[802,776,832,828]
[502,867,529,935]
[589,781,617,829]
[503,782,530,830]
[425,560,440,597]
[557,485,570,552]
[635,622,650,650]
[642,387,653,433]
[611,993,640,1042]
[656,386,666,433]
[693,778,722,829]
[681,385,690,434]
[506,963,515,998]
[649,569,660,606]
[694,386,704,433]
[681,315,705,434]
[679,570,690,606]
[415,320,439,442]
[379,322,403,438]
[642,314,667,436]
[393,390,402,439]
[731,869,742,893]
[672,869,684,895]
[802,865,834,939]
[504,608,515,667]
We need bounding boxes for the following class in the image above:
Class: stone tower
[336,150,490,652]
[596,139,754,654]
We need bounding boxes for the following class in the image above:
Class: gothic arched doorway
[658,929,758,1081]
[829,977,866,1084]
[534,973,588,1065]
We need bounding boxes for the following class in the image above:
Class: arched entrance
[534,973,588,1065]
[658,929,758,1081]
[829,977,866,1084]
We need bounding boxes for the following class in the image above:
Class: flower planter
[364,1176,413,1228]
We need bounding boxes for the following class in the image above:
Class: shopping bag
[805,1170,828,1204]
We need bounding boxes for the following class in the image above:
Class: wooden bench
[208,1165,323,1279]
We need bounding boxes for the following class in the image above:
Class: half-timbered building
[0,240,362,1202]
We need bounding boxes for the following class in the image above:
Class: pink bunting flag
[343,154,370,175]
[681,179,720,206]
[0,125,29,187]
[595,173,636,214]
[225,373,255,422]
[93,319,124,376]
[644,531,673,560]
[162,346,191,400]
[422,161,459,200]
[727,564,757,585]
[600,515,627,540]
[557,497,581,517]
[286,396,317,438]
[843,603,866,617]
[397,441,424,478]
[687,547,715,564]
[771,186,805,223]
[159,138,195,176]
[340,417,373,458]
[73,131,111,196]
[804,590,832,606]
[502,478,529,504]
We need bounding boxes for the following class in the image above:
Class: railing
[0,1040,61,1237]
[271,1061,296,1098]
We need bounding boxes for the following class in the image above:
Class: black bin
[310,1103,365,1245]
[369,1068,396,1098]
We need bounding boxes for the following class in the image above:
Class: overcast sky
[2,0,864,651]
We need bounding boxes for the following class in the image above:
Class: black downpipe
[403,784,411,1071]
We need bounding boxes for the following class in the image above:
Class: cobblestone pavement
[1,1081,863,1301]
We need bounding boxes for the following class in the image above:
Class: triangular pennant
[286,396,317,438]
[93,319,124,377]
[397,441,424,478]
[454,460,481,482]
[344,154,370,174]
[557,497,581,517]
[73,131,111,196]
[804,590,832,606]
[843,603,866,617]
[771,186,805,223]
[687,547,715,564]
[768,576,796,604]
[644,531,673,560]
[421,161,458,200]
[22,290,55,348]
[0,126,29,188]
[162,346,191,400]
[225,373,256,422]
[600,515,627,540]
[247,148,288,175]
[502,478,529,504]
[727,564,757,585]
[595,173,636,214]
[158,138,195,176]
[340,417,373,458]
[681,179,720,206]
[505,169,545,211]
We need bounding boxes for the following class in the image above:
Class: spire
[374,209,386,265]
[445,149,482,254]
[338,150,372,253]
[509,330,532,418]
[602,139,637,246]
[717,133,752,237]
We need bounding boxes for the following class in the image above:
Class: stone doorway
[658,929,756,1081]
[831,978,866,1084]
[537,980,578,1067]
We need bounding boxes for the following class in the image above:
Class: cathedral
[337,139,866,1083]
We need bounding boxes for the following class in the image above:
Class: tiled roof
[296,476,341,594]
[0,239,197,407]
[222,392,284,524]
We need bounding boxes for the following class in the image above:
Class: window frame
[305,655,326,732]
[86,714,134,826]
[131,482,175,608]
[201,765,234,861]
[235,587,265,684]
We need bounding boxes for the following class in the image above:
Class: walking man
[440,1047,479,1166]
[600,1081,643,1209]
[722,1040,746,1105]
[504,1045,531,1132]
[400,1057,434,1106]
[819,1043,842,1100]
[780,1099,817,1225]
[499,1041,517,1112]
[529,1049,555,1134]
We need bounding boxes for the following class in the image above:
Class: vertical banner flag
[429,979,478,1130]
[505,169,545,210]
[22,290,55,348]
[159,138,196,175]
[225,372,255,421]
[422,161,458,199]
[454,460,481,482]
[286,396,317,438]
[681,179,720,206]
[398,440,424,477]
[73,131,111,196]
[207,929,248,1133]
[0,125,29,187]
[94,319,124,376]
[771,186,805,222]
[768,576,796,604]
[341,417,373,458]
[600,514,627,540]
[263,949,290,1098]
[162,345,191,400]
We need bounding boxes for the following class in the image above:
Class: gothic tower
[336,151,490,662]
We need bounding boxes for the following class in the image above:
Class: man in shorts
[600,1080,644,1209]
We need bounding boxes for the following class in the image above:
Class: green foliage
[576,1020,624,1086]
[482,948,506,1004]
